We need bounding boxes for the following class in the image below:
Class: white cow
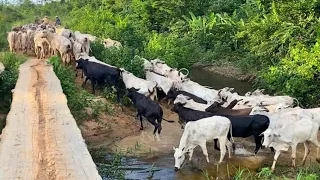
[120,68,158,101]
[174,79,222,103]
[261,118,320,171]
[173,94,216,112]
[149,59,189,81]
[145,70,175,95]
[103,38,122,49]
[218,87,299,109]
[173,116,233,170]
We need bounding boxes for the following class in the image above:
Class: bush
[256,42,320,107]
[0,52,26,112]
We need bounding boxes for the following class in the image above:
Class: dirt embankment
[0,59,101,180]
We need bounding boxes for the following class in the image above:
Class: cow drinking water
[174,116,233,170]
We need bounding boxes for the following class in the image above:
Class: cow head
[75,58,88,69]
[249,105,269,115]
[260,129,279,148]
[126,87,140,98]
[173,147,186,171]
[165,88,178,100]
[171,103,184,113]
[174,95,190,105]
[245,92,252,97]
[274,103,291,112]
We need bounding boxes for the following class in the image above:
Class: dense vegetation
[1,0,320,107]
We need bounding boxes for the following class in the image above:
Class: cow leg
[309,134,320,163]
[157,118,162,134]
[199,142,209,163]
[301,142,310,166]
[146,115,158,135]
[167,99,171,106]
[115,84,121,103]
[218,137,227,163]
[138,112,143,130]
[213,139,220,151]
[188,148,195,161]
[253,134,263,155]
[270,147,275,153]
[271,150,281,172]
[82,77,89,88]
[178,117,185,129]
[91,79,96,94]
[291,144,297,168]
[226,139,233,158]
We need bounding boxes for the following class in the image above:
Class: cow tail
[229,123,234,144]
[162,118,175,123]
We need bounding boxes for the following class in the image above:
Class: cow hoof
[140,127,143,130]
[316,158,320,163]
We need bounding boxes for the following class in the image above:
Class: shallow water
[98,141,274,180]
[190,68,252,95]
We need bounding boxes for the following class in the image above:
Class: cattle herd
[7,23,320,173]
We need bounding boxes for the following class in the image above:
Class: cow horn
[178,68,189,77]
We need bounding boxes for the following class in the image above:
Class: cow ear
[229,88,234,92]
[259,132,264,137]
[273,130,281,137]
[173,147,176,151]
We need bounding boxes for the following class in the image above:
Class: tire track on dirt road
[0,58,101,180]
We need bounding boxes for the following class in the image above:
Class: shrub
[256,42,320,107]
[0,52,26,112]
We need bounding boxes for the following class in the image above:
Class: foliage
[256,41,320,107]
[0,52,26,112]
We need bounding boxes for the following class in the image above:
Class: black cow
[171,103,270,154]
[126,88,174,135]
[75,58,121,102]
[165,88,208,104]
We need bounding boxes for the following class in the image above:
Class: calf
[171,103,270,154]
[261,118,320,171]
[174,116,233,170]
[126,88,174,135]
[75,58,121,102]
[165,88,207,104]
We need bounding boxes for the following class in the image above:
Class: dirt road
[0,59,101,180]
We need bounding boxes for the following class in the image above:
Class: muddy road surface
[0,59,101,180]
